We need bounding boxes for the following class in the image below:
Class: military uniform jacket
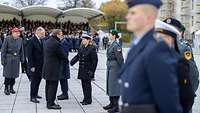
[60,38,70,79]
[42,36,68,81]
[120,29,182,113]
[106,40,124,96]
[1,36,24,78]
[176,39,199,92]
[70,45,98,80]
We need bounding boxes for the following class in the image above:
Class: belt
[120,104,157,113]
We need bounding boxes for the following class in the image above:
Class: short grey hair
[36,27,45,33]
[52,29,62,37]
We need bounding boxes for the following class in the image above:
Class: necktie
[39,39,42,44]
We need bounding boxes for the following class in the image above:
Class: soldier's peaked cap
[126,0,162,9]
[155,20,181,39]
[82,34,91,40]
[163,17,186,32]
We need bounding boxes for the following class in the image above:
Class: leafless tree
[78,0,95,8]
[14,0,47,8]
[58,0,95,10]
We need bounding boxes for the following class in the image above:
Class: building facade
[159,0,200,41]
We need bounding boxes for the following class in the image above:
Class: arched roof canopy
[0,4,20,15]
[0,4,21,20]
[21,5,63,18]
[0,5,105,23]
[60,8,105,23]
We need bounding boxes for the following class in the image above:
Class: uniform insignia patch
[184,51,192,60]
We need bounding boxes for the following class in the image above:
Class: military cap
[163,17,186,32]
[11,27,21,32]
[110,29,119,38]
[126,0,162,9]
[82,34,91,40]
[155,20,181,38]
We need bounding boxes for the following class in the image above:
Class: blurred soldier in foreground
[119,0,182,113]
[1,27,24,95]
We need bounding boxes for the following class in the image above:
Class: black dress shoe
[103,104,112,110]
[30,98,40,103]
[47,105,62,109]
[57,94,69,100]
[53,104,60,107]
[10,89,16,94]
[80,99,86,104]
[36,95,42,99]
[81,101,92,105]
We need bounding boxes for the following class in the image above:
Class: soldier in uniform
[103,36,109,50]
[70,34,98,105]
[57,33,71,100]
[103,29,124,113]
[119,0,182,113]
[1,27,24,95]
[163,18,199,93]
[155,20,196,113]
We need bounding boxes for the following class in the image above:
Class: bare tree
[78,0,95,8]
[14,0,47,8]
[58,0,95,10]
[58,0,79,10]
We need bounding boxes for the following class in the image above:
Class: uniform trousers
[81,80,92,102]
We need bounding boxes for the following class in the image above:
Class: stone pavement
[0,48,199,113]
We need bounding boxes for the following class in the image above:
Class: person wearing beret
[103,29,124,113]
[70,34,98,105]
[1,27,24,95]
[119,0,182,113]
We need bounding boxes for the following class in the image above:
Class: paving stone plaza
[0,48,199,113]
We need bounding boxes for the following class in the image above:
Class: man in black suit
[27,27,45,103]
[43,29,68,109]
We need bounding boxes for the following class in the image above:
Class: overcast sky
[47,0,109,9]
